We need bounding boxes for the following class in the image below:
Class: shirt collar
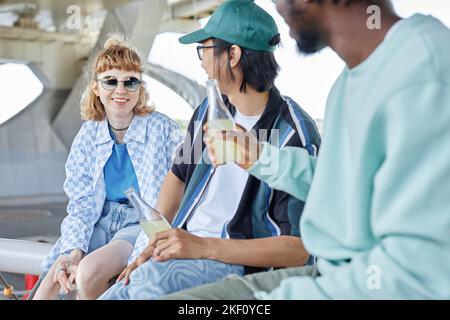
[123,114,147,144]
[95,114,147,145]
[223,86,284,134]
[96,119,111,145]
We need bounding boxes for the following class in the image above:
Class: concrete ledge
[0,238,52,275]
[0,194,68,207]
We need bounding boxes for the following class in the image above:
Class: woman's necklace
[108,123,129,131]
[108,121,129,144]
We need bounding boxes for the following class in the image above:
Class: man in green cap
[98,0,320,300]
[162,0,450,300]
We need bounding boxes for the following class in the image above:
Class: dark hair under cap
[212,34,281,93]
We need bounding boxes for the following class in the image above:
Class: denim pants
[98,259,245,300]
[88,200,141,252]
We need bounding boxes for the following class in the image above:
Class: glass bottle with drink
[125,187,171,240]
[206,79,238,164]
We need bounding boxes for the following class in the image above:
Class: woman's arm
[59,124,97,255]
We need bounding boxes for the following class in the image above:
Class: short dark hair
[212,35,281,93]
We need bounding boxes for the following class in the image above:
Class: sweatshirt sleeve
[255,82,450,299]
[247,142,317,202]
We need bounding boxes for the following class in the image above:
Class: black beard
[295,29,327,55]
[284,2,328,55]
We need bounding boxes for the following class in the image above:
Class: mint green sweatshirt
[249,14,450,299]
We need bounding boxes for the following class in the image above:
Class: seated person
[99,0,321,300]
[32,35,181,300]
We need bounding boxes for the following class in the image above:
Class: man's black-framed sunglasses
[196,45,219,60]
[96,76,142,92]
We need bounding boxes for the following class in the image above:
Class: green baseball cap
[179,0,278,52]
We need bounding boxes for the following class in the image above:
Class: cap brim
[178,29,211,44]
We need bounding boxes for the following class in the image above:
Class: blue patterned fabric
[40,112,182,273]
[99,259,244,300]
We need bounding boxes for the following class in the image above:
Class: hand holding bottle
[204,122,264,170]
[205,79,239,165]
[125,187,171,241]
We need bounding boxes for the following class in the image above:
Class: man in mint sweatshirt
[163,0,450,299]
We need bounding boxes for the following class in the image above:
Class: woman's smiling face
[93,68,141,119]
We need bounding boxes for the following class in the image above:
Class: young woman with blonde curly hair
[32,35,181,300]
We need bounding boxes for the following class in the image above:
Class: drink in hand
[125,187,171,241]
[206,79,238,164]
[140,219,171,239]
[208,119,238,164]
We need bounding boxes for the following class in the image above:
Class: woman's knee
[76,258,104,292]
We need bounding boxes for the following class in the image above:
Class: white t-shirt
[186,109,261,238]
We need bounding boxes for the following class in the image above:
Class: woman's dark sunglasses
[97,76,141,92]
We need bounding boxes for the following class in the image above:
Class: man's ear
[229,45,242,68]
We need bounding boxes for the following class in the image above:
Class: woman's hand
[52,249,84,293]
[203,123,263,169]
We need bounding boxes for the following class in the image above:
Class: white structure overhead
[0,0,219,198]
